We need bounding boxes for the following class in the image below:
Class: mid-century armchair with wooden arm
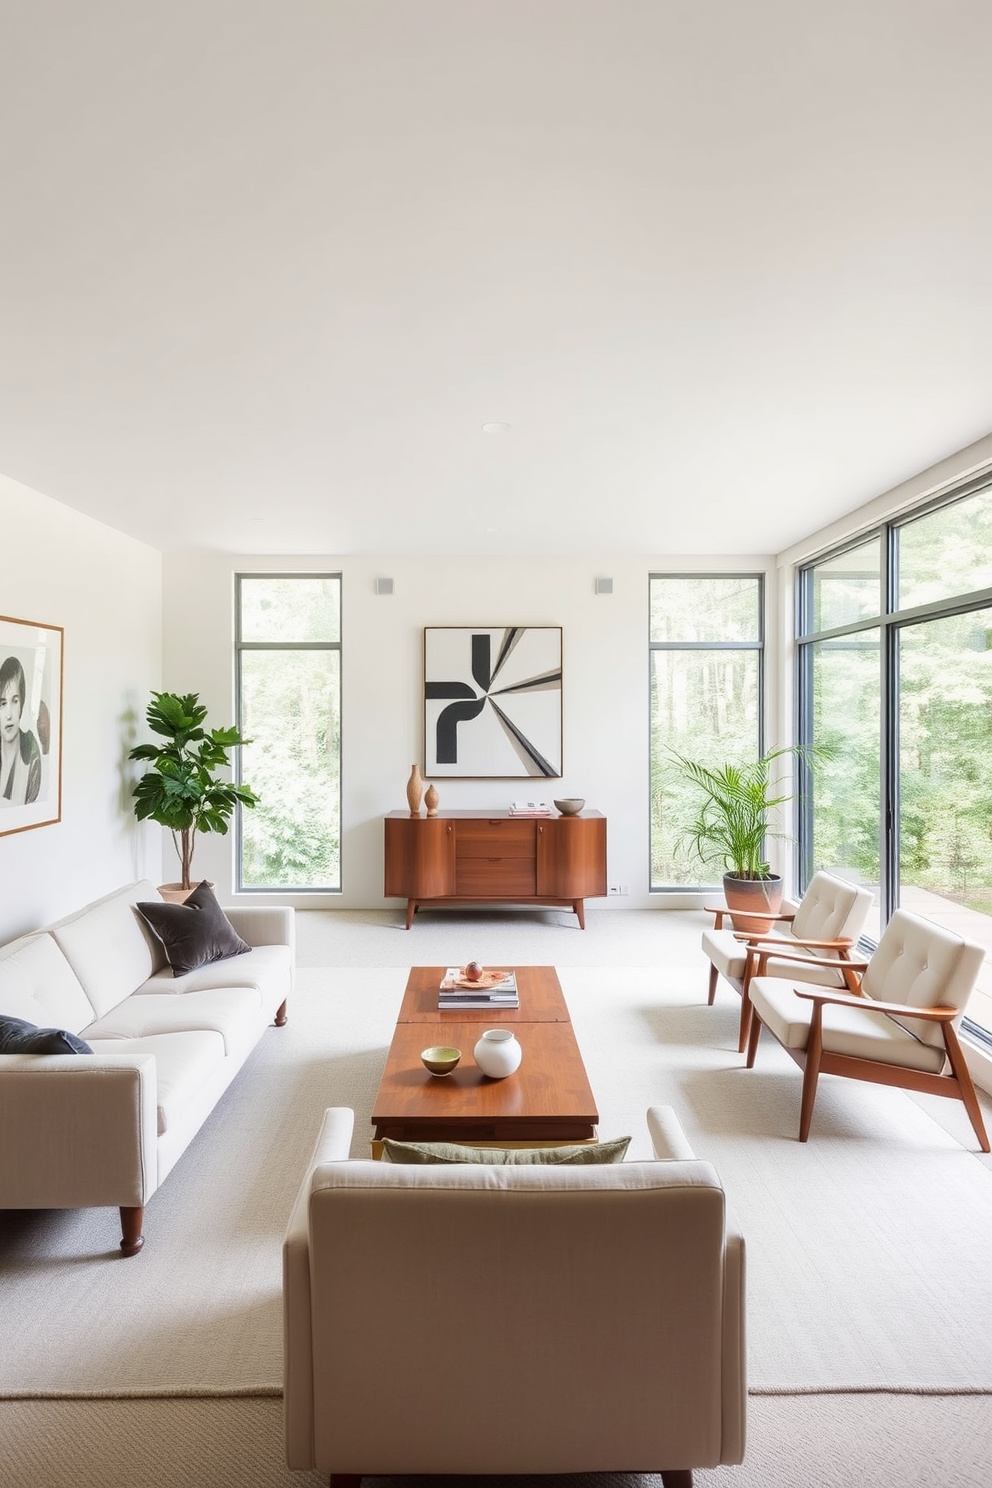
[701,871,874,1051]
[745,907,990,1151]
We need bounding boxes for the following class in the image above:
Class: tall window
[236,574,342,891]
[798,478,992,1035]
[649,574,764,888]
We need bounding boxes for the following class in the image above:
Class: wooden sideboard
[383,809,607,929]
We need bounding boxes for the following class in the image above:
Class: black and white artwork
[424,626,562,778]
[0,613,64,836]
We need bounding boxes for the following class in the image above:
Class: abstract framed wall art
[0,613,64,836]
[424,626,562,778]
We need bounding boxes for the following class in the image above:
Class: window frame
[234,571,343,893]
[648,571,766,891]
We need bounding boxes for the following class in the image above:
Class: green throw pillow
[381,1136,631,1165]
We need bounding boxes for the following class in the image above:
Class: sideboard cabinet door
[384,817,455,898]
[536,816,608,898]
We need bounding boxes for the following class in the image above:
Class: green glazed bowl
[421,1045,461,1076]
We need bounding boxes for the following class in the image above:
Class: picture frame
[424,626,562,778]
[0,613,64,836]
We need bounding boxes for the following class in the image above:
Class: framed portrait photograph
[0,613,64,836]
[424,626,562,778]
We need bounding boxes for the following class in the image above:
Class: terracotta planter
[722,873,783,933]
[157,881,216,904]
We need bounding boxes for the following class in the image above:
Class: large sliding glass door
[798,477,992,1038]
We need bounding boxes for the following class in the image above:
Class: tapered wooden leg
[119,1206,144,1256]
[329,1475,362,1487]
[943,1024,992,1153]
[746,1007,763,1067]
[405,899,416,929]
[574,899,586,929]
[798,1004,824,1142]
[661,1471,693,1487]
[738,991,753,1054]
[707,963,718,1005]
[274,999,288,1027]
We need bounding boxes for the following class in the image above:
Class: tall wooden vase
[406,764,425,816]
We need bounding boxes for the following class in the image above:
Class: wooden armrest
[733,933,855,950]
[705,906,795,922]
[791,986,958,1021]
[754,947,870,972]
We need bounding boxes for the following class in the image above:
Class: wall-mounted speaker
[375,577,394,595]
[595,577,614,595]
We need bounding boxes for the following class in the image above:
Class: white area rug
[2,959,992,1398]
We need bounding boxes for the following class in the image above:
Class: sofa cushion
[83,988,265,1060]
[0,933,97,1032]
[135,882,251,978]
[0,1014,93,1055]
[50,880,164,1017]
[87,1029,227,1136]
[381,1136,632,1165]
[134,944,290,1000]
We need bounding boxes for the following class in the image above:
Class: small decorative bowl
[421,1045,461,1076]
[553,797,585,815]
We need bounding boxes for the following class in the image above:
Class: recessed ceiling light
[482,422,510,435]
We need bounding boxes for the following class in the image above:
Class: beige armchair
[746,907,990,1150]
[702,870,874,1051]
[284,1106,746,1487]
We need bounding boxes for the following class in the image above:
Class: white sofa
[0,879,294,1255]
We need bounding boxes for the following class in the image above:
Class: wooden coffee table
[371,966,598,1148]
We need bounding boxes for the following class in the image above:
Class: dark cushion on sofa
[135,881,251,977]
[0,1014,93,1054]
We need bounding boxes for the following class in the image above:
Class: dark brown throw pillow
[135,880,250,977]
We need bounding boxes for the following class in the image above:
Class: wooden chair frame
[745,946,991,1151]
[704,904,855,1052]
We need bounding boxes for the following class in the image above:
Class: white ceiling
[1,1,990,557]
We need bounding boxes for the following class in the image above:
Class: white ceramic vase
[473,1028,522,1079]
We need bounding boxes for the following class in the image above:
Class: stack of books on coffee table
[438,968,520,1010]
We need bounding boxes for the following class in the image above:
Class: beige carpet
[3,959,992,1398]
[4,1393,992,1488]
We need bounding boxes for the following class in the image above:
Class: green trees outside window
[799,480,992,1024]
[236,574,341,891]
[649,574,763,887]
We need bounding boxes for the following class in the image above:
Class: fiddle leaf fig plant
[129,691,259,890]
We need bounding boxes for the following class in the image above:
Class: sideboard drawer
[455,859,537,896]
[456,820,536,857]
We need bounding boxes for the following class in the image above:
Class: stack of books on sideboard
[439,969,520,1010]
[507,799,552,816]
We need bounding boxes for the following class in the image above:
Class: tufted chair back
[790,871,874,946]
[861,908,986,1051]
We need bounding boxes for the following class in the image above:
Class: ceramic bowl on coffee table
[420,1045,461,1076]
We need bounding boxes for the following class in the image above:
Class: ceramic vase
[406,764,425,816]
[424,782,439,817]
[473,1029,522,1079]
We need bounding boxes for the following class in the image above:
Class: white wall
[0,474,162,941]
[163,550,776,909]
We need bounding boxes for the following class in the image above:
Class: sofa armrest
[646,1104,697,1160]
[223,905,295,951]
[722,1226,747,1463]
[0,1054,158,1209]
[284,1107,355,1471]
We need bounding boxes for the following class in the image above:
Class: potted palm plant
[129,691,259,900]
[668,745,813,929]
